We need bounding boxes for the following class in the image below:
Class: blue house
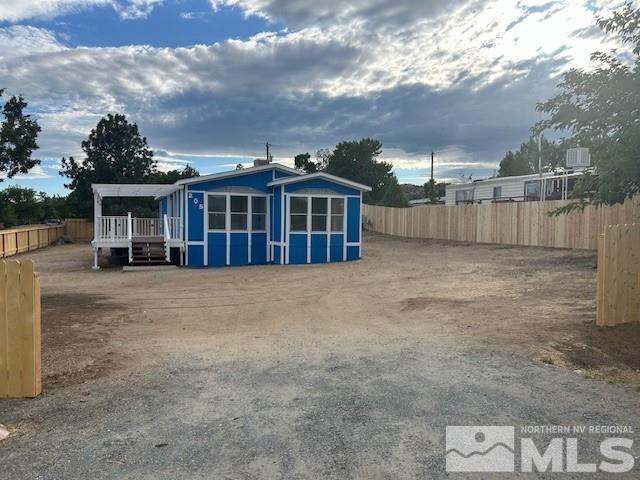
[91,163,371,269]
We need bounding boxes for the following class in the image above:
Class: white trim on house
[267,172,372,192]
[92,183,182,199]
[175,163,302,186]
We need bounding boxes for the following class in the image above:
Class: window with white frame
[230,195,248,230]
[290,197,308,232]
[330,198,344,232]
[252,196,266,231]
[455,189,473,204]
[312,198,328,232]
[208,195,226,230]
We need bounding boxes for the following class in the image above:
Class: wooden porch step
[130,240,169,265]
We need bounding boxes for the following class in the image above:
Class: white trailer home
[444,170,589,206]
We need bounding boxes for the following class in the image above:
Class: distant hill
[400,184,424,201]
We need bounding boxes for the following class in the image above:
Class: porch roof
[92,183,182,199]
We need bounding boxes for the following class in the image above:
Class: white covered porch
[91,184,185,269]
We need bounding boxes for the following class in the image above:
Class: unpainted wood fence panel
[63,219,94,242]
[597,224,640,327]
[0,220,95,259]
[0,225,65,258]
[0,259,41,397]
[363,196,639,250]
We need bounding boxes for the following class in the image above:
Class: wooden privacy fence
[0,260,41,397]
[0,219,94,258]
[363,196,639,250]
[0,224,65,258]
[63,218,93,242]
[597,224,640,326]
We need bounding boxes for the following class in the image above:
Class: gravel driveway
[1,235,639,478]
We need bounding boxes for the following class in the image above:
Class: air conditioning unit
[566,148,591,168]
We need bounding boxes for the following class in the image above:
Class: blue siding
[347,196,360,243]
[288,234,307,264]
[251,233,267,264]
[160,197,168,217]
[330,234,344,262]
[230,233,249,266]
[347,245,360,261]
[188,245,204,267]
[311,234,328,263]
[285,179,360,196]
[273,246,281,264]
[275,170,296,179]
[272,186,282,242]
[207,232,226,266]
[188,170,274,193]
[187,192,204,242]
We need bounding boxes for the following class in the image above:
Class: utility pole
[266,141,273,163]
[430,151,434,183]
[538,133,543,201]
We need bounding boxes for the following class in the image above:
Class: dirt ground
[2,233,640,478]
[31,232,640,389]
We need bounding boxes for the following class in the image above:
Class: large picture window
[252,196,266,231]
[290,197,308,232]
[230,195,248,230]
[208,195,226,230]
[312,198,328,232]
[331,198,344,232]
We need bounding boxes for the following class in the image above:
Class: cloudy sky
[0,0,624,194]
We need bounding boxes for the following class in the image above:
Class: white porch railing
[167,216,181,240]
[133,217,162,237]
[96,215,183,241]
[97,216,129,240]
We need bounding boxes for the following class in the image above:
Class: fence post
[0,259,41,397]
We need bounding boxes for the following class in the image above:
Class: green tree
[60,113,157,218]
[0,90,41,181]
[497,136,564,177]
[294,152,316,172]
[147,165,200,184]
[0,186,43,226]
[536,2,640,208]
[324,138,406,206]
[294,150,329,173]
[423,179,447,203]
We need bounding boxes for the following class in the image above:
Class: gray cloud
[0,0,621,186]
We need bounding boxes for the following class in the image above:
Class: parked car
[42,219,63,225]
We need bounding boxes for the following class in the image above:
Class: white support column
[93,191,102,242]
[284,194,290,265]
[306,196,312,264]
[92,247,100,271]
[326,197,331,262]
[247,194,252,264]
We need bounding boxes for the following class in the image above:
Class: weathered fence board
[597,224,640,327]
[0,259,41,397]
[363,196,639,250]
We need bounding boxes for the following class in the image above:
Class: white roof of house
[92,183,182,199]
[266,172,372,192]
[174,162,302,185]
[447,170,587,189]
